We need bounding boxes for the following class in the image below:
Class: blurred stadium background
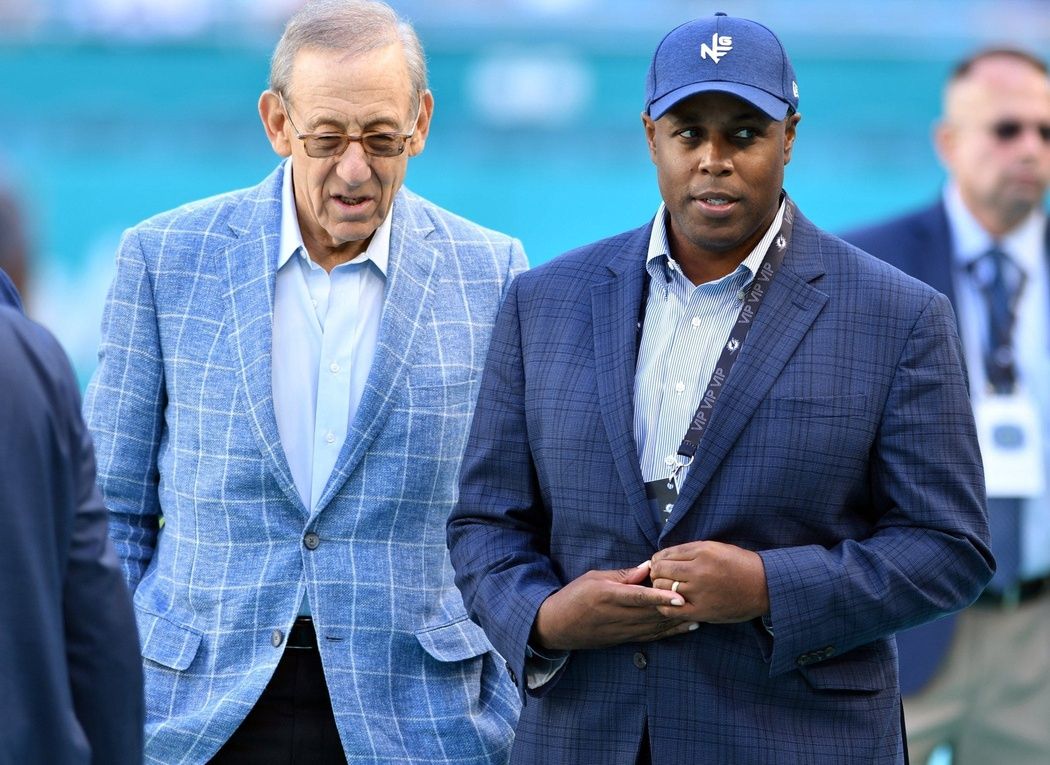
[1,0,1048,385]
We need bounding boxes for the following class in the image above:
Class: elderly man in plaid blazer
[84,2,523,763]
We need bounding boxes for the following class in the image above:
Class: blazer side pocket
[796,640,893,692]
[136,608,203,671]
[414,615,494,662]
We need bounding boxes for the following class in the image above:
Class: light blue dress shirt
[634,201,785,487]
[272,159,390,613]
[944,184,1050,578]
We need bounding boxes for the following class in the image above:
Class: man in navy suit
[449,13,994,765]
[844,48,1050,765]
[0,286,143,763]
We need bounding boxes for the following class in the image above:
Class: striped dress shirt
[634,201,786,486]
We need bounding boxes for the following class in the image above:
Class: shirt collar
[645,199,786,285]
[944,182,1047,271]
[277,157,391,275]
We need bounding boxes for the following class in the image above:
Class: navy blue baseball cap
[645,12,799,121]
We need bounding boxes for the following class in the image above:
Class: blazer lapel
[221,165,305,514]
[663,216,829,538]
[313,191,441,511]
[592,226,662,548]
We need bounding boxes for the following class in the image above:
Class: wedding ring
[671,580,681,594]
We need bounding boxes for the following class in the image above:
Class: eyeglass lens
[991,120,1050,143]
[303,133,406,158]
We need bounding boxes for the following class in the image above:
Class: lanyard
[665,198,796,491]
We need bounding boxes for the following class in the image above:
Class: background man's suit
[84,163,523,764]
[0,303,143,764]
[449,210,994,764]
[845,200,1050,694]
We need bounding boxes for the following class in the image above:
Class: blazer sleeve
[83,227,166,592]
[758,290,994,677]
[62,359,145,765]
[448,275,564,697]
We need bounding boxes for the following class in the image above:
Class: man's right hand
[531,562,699,651]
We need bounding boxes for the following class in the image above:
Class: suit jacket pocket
[757,393,869,419]
[136,608,203,671]
[796,640,893,692]
[414,616,494,662]
[405,378,477,411]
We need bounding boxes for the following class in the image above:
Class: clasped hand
[531,540,769,652]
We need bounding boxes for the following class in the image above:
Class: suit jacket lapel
[663,215,829,538]
[592,226,662,548]
[313,190,441,512]
[221,165,305,514]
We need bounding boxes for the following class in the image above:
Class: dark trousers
[210,618,347,765]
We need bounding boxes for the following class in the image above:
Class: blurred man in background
[84,0,524,762]
[845,47,1050,765]
[0,300,143,765]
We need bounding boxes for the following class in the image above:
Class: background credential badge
[975,391,1045,498]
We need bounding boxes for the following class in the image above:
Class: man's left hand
[649,541,769,623]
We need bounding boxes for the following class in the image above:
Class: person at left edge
[1,302,144,765]
[0,265,22,310]
[448,12,993,764]
[83,1,525,763]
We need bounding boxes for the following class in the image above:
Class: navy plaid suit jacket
[844,202,1050,696]
[449,209,994,764]
[85,163,524,764]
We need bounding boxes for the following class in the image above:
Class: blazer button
[505,662,518,685]
[633,651,648,669]
[271,629,284,647]
[303,532,320,550]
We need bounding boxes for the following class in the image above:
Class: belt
[976,573,1050,608]
[287,616,318,649]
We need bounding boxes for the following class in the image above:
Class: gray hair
[269,0,428,107]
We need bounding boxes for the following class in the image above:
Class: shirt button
[303,533,320,550]
[633,651,648,670]
[325,432,336,444]
[329,362,340,374]
[271,629,284,647]
[675,382,685,394]
[691,317,701,328]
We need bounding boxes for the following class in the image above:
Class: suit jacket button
[633,651,648,669]
[303,532,320,550]
[271,629,284,647]
[505,662,518,685]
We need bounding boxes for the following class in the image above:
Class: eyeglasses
[279,94,420,158]
[990,119,1050,144]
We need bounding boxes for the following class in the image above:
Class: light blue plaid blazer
[84,163,525,764]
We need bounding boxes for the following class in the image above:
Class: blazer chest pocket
[136,608,203,671]
[756,393,868,419]
[404,376,477,411]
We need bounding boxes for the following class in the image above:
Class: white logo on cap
[700,33,733,64]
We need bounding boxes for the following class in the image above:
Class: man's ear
[259,90,292,158]
[642,112,658,164]
[406,89,435,158]
[783,112,801,165]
